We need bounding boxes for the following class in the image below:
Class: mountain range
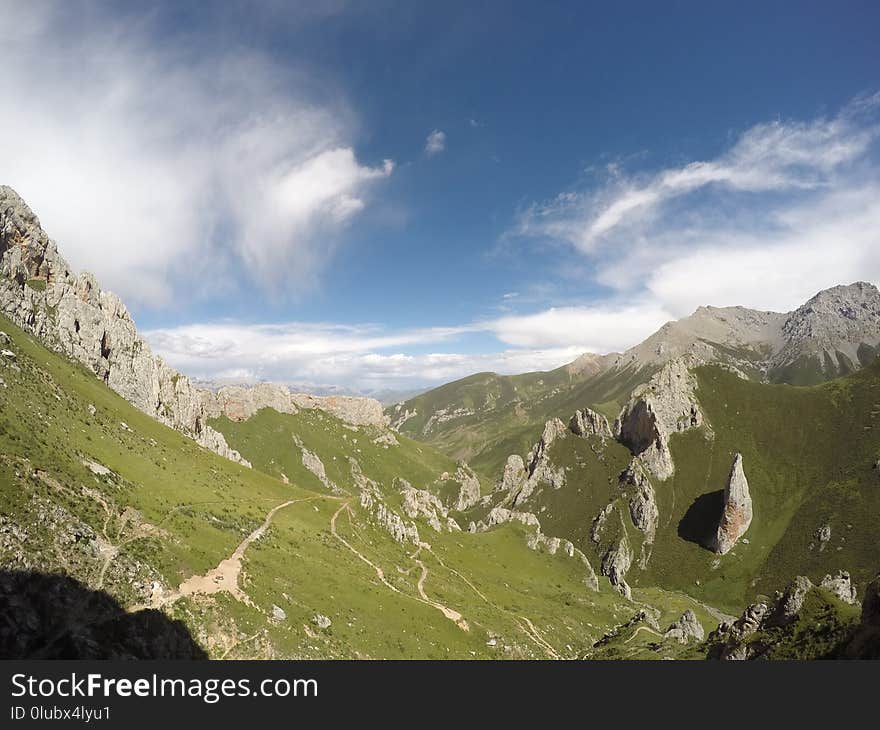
[1,185,878,660]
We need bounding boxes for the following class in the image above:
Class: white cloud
[144,298,675,390]
[516,94,880,254]
[512,94,880,319]
[0,4,392,307]
[486,302,672,351]
[425,129,447,156]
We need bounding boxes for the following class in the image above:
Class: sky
[2,1,879,393]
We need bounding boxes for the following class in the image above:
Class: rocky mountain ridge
[0,186,385,465]
[600,281,880,382]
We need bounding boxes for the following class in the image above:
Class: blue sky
[2,1,880,391]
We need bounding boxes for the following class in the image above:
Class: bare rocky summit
[598,281,880,382]
[772,282,880,375]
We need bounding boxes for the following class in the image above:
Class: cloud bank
[515,93,880,317]
[0,3,392,307]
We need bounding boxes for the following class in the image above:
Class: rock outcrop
[469,506,540,532]
[510,418,567,506]
[820,570,858,605]
[664,609,704,644]
[498,454,526,495]
[209,384,298,422]
[288,392,388,428]
[206,383,388,429]
[774,575,813,624]
[705,574,862,659]
[398,479,461,533]
[449,463,482,512]
[569,407,612,439]
[294,437,341,494]
[0,186,249,467]
[619,461,658,544]
[601,536,633,599]
[614,357,704,480]
[710,453,752,554]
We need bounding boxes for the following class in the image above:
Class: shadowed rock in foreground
[0,570,207,659]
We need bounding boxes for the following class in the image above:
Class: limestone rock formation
[711,453,752,555]
[820,571,858,605]
[450,463,482,511]
[469,506,540,532]
[707,575,839,659]
[619,461,658,544]
[774,575,813,624]
[614,357,704,480]
[511,418,567,506]
[498,454,526,495]
[294,437,341,494]
[569,407,612,439]
[0,186,249,467]
[707,601,770,660]
[601,536,632,599]
[664,609,704,644]
[590,504,614,544]
[399,479,451,533]
[209,384,298,422]
[288,392,388,428]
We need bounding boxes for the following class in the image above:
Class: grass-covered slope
[2,312,698,659]
[501,360,880,616]
[643,363,880,611]
[388,362,651,481]
[208,407,489,502]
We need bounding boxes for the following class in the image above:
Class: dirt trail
[423,544,560,659]
[151,498,310,609]
[330,501,469,631]
[624,625,664,644]
[517,616,561,659]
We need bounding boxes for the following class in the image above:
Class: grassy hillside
[1,312,709,659]
[501,360,880,616]
[388,362,651,481]
[644,363,880,610]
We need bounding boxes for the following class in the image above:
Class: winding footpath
[330,501,469,631]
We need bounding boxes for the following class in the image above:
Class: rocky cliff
[0,186,250,466]
[0,186,390,464]
[614,356,705,480]
[207,383,388,428]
